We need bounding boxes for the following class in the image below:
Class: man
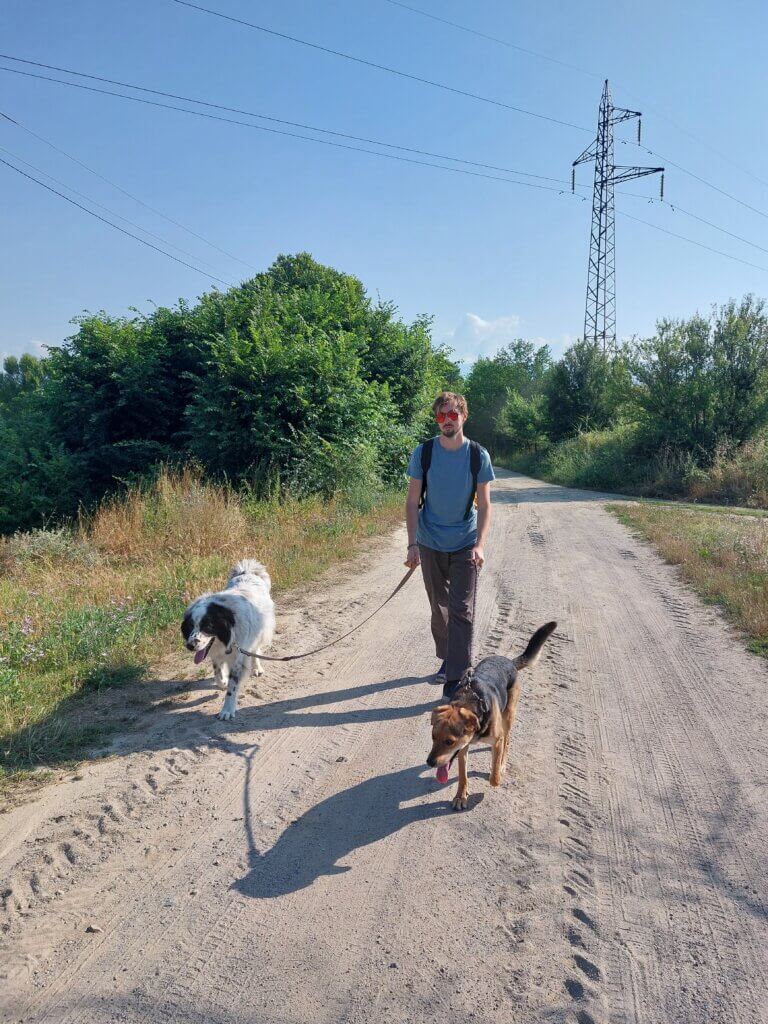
[405,391,494,695]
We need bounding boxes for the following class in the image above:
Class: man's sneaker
[442,681,460,701]
[432,660,447,684]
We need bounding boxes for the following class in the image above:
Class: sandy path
[1,470,766,1024]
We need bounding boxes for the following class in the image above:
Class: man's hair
[432,391,468,417]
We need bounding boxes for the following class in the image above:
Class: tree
[498,392,548,453]
[465,340,551,451]
[631,297,768,457]
[545,340,632,441]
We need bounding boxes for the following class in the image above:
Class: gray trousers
[418,544,478,682]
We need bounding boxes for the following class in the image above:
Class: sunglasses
[436,409,460,423]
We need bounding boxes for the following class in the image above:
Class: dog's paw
[452,793,468,811]
[490,775,502,788]
[254,666,264,677]
[218,702,237,721]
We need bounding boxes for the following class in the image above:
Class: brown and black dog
[427,622,557,810]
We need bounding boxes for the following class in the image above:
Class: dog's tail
[229,559,271,588]
[514,621,557,670]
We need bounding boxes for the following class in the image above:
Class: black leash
[236,565,417,663]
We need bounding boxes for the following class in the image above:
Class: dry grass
[683,435,768,508]
[0,469,403,784]
[609,503,768,657]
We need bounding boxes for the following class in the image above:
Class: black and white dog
[181,560,275,721]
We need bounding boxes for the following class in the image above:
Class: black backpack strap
[464,440,483,520]
[418,438,434,510]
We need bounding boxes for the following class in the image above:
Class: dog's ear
[430,704,452,724]
[202,602,236,647]
[181,611,194,641]
[458,707,480,732]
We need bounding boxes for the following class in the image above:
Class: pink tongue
[436,765,449,785]
[194,644,210,665]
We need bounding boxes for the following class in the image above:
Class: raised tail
[514,621,557,670]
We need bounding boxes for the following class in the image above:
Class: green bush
[542,423,643,491]
[632,296,768,457]
[0,254,461,534]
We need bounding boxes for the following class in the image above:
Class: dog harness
[452,671,492,738]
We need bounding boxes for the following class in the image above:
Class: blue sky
[3,0,768,366]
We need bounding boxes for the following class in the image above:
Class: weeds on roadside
[609,503,768,658]
[0,469,402,784]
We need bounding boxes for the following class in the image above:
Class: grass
[608,503,768,658]
[0,468,403,790]
[504,426,768,509]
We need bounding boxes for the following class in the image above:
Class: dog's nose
[426,755,436,768]
[185,642,196,651]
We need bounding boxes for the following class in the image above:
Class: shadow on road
[234,762,483,899]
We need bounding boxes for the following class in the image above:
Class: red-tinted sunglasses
[436,409,460,423]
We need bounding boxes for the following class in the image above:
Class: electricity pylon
[572,80,664,352]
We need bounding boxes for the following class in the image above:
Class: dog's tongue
[436,765,449,785]
[194,640,212,665]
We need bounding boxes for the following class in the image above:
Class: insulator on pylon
[637,119,642,144]
[660,173,665,200]
[571,168,575,192]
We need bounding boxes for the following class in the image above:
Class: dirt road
[2,470,766,1024]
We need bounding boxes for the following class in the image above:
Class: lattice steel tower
[572,80,663,351]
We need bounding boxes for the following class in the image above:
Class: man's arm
[405,477,422,568]
[471,481,492,566]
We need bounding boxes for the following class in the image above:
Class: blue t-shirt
[407,438,495,552]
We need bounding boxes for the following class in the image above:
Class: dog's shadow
[234,761,484,899]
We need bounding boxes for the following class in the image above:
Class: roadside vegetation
[464,296,768,508]
[1,252,463,790]
[609,503,768,658]
[0,469,402,788]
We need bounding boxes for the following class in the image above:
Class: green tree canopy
[464,339,550,451]
[0,253,460,533]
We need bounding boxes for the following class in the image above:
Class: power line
[0,109,257,270]
[617,208,768,274]
[0,155,234,285]
[0,55,575,186]
[0,64,586,196]
[10,52,767,253]
[382,0,599,80]
[168,0,591,133]
[624,140,768,223]
[166,5,768,246]
[382,0,768,192]
[619,193,768,259]
[7,59,766,270]
[0,141,231,274]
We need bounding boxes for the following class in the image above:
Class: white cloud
[442,313,522,365]
[441,315,586,367]
[0,339,49,365]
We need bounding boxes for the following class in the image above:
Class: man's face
[436,400,465,437]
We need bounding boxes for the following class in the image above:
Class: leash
[236,565,417,663]
[470,560,480,664]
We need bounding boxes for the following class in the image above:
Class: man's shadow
[234,762,483,900]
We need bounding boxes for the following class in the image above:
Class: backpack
[418,438,483,521]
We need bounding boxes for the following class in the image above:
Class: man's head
[432,391,468,439]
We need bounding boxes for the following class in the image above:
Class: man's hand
[470,545,485,567]
[405,543,421,569]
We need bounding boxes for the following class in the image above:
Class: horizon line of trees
[463,294,768,465]
[2,248,767,535]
